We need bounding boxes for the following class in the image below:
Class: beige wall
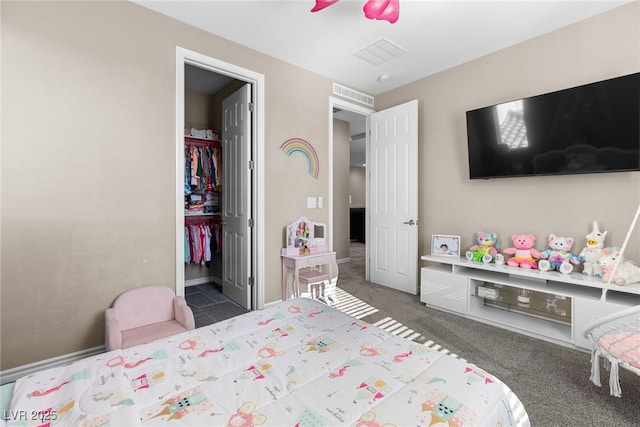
[377,2,640,263]
[333,119,350,260]
[349,167,366,208]
[185,89,211,131]
[1,1,335,369]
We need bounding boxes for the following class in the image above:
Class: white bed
[5,298,529,426]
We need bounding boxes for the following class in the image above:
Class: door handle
[403,219,416,226]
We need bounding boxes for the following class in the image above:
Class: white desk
[281,252,338,300]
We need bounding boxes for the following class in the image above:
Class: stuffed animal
[190,127,208,139]
[465,232,499,263]
[538,234,581,274]
[578,221,608,277]
[597,247,640,286]
[502,234,541,269]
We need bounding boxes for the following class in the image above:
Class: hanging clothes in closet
[184,143,222,200]
[184,136,223,267]
[184,221,223,265]
[185,142,222,214]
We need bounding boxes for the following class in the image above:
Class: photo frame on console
[431,234,460,258]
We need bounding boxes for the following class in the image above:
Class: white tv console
[420,255,640,350]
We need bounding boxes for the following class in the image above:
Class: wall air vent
[332,83,375,108]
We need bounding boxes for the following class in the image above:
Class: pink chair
[105,285,195,351]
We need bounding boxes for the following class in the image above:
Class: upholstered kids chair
[105,285,195,351]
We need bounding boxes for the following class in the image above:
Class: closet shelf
[190,189,221,194]
[185,136,221,145]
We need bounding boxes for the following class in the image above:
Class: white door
[222,84,252,308]
[368,100,419,294]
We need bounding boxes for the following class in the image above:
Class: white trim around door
[175,47,265,310]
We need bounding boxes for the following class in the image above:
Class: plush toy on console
[597,247,640,286]
[538,234,581,274]
[502,234,541,269]
[465,231,500,263]
[578,221,608,277]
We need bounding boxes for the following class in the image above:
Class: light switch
[307,197,317,208]
[317,196,323,208]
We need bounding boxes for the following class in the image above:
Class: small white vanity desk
[281,216,338,300]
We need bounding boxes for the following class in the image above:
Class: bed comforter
[6,298,529,426]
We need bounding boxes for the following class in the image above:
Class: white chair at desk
[298,259,339,305]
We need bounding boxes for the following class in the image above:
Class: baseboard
[185,276,221,287]
[0,346,105,385]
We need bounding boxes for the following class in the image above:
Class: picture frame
[431,234,461,258]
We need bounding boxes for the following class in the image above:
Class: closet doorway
[176,47,265,310]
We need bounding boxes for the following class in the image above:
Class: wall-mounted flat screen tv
[466,72,639,179]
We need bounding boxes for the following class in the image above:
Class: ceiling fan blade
[363,0,399,24]
[363,0,390,19]
[311,0,340,13]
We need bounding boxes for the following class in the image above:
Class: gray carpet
[187,244,640,426]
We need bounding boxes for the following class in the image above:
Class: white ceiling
[147,0,633,167]
[135,0,632,96]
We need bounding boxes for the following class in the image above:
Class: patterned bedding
[6,298,530,426]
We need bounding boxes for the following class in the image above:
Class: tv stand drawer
[420,267,468,315]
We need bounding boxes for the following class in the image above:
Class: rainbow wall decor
[280,138,320,179]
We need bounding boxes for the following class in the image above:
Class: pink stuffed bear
[502,234,541,269]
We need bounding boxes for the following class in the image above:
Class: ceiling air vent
[332,83,375,108]
[354,38,406,66]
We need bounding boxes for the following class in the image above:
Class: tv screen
[466,73,640,179]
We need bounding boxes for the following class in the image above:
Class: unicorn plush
[597,247,640,286]
[579,221,608,277]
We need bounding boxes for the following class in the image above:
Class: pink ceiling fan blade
[312,0,400,23]
[377,0,399,23]
[363,0,391,19]
[367,0,399,23]
[310,0,340,13]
